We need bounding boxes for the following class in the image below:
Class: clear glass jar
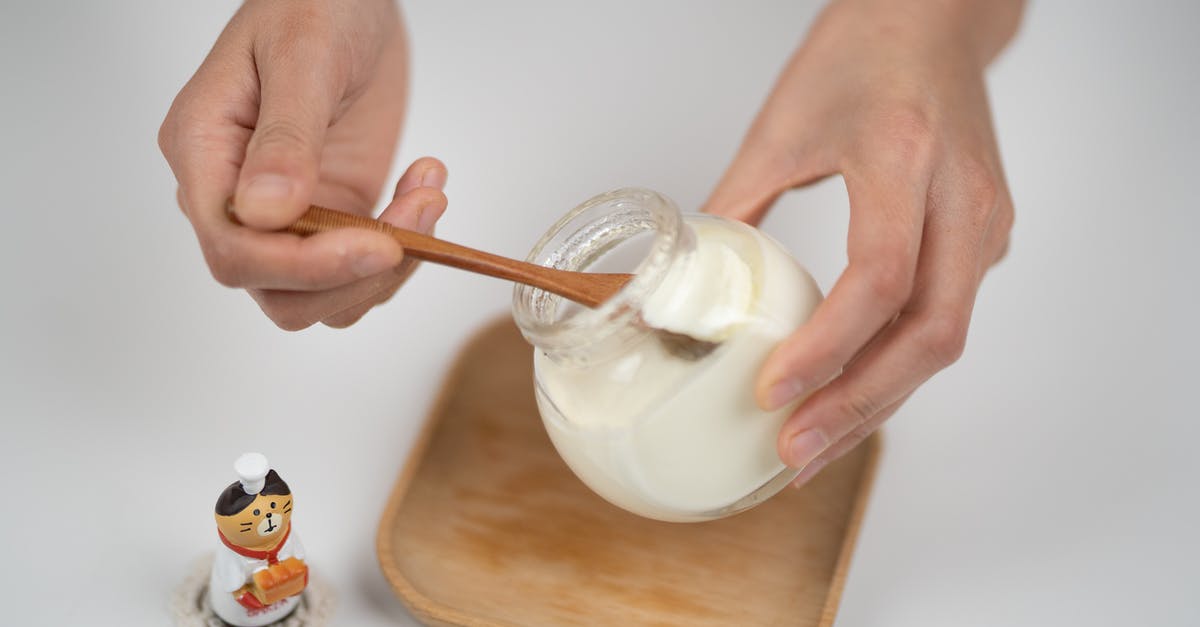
[512,189,822,522]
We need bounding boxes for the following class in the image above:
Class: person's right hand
[159,0,447,330]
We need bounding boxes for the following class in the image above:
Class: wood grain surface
[377,317,880,627]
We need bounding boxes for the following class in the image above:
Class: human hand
[159,0,446,330]
[703,0,1024,484]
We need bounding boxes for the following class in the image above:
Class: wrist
[819,0,1024,69]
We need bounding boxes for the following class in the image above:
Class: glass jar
[512,189,822,522]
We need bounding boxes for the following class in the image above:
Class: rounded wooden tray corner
[377,317,881,627]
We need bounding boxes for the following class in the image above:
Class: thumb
[233,45,340,230]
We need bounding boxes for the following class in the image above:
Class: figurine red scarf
[217,524,293,611]
[218,524,291,565]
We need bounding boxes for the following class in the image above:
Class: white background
[1,1,1197,625]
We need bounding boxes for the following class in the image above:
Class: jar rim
[511,188,685,356]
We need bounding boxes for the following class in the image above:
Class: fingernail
[765,378,806,411]
[786,429,829,469]
[420,167,446,190]
[242,174,293,207]
[351,251,395,278]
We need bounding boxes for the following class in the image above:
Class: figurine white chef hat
[234,452,270,495]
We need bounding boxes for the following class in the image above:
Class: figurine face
[216,493,294,550]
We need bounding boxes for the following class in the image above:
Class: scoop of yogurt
[641,236,755,342]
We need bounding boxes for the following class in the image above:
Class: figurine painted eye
[253,509,261,516]
[270,502,276,509]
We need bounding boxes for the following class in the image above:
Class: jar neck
[512,188,692,365]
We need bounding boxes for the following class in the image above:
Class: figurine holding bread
[209,453,307,626]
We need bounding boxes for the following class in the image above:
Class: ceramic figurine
[209,453,307,626]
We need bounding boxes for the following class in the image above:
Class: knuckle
[162,108,232,164]
[158,98,193,158]
[208,267,238,289]
[298,246,358,290]
[201,239,242,288]
[208,265,238,288]
[255,295,314,332]
[272,314,313,332]
[277,5,333,44]
[251,117,312,154]
[959,158,1000,214]
[840,391,881,428]
[261,10,345,85]
[322,310,367,329]
[877,103,937,168]
[174,187,188,216]
[157,117,175,156]
[992,238,1012,265]
[989,206,1015,264]
[862,257,914,308]
[887,103,935,139]
[994,201,1015,236]
[920,310,970,367]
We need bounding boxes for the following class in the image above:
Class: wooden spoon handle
[287,205,631,308]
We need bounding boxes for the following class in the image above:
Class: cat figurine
[209,453,308,626]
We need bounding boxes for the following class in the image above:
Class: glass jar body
[513,189,822,522]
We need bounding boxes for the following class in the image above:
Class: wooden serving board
[377,317,880,627]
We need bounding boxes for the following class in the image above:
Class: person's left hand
[703,0,1021,485]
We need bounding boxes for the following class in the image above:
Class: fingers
[233,29,344,230]
[788,393,909,489]
[205,158,445,294]
[983,188,1014,268]
[247,161,449,330]
[161,70,375,294]
[321,300,378,329]
[250,187,448,331]
[249,268,404,331]
[756,165,929,411]
[775,293,970,474]
[204,226,404,291]
[775,172,988,473]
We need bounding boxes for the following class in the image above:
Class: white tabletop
[1,1,1196,625]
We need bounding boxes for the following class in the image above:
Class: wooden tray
[377,318,880,627]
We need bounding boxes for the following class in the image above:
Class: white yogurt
[532,216,822,521]
[641,235,755,342]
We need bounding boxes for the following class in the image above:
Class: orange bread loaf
[250,558,308,605]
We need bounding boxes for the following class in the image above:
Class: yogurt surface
[641,234,755,342]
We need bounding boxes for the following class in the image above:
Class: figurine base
[170,554,335,627]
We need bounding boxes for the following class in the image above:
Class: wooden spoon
[267,205,718,359]
[286,205,631,308]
